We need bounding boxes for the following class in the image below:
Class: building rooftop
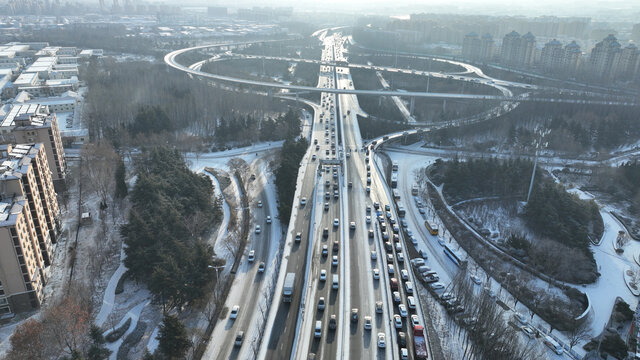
[0,104,49,128]
[0,196,27,226]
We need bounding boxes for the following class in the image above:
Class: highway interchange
[165,29,638,360]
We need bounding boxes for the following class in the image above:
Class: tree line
[121,147,222,310]
[275,137,309,223]
[214,109,302,145]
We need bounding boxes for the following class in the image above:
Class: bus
[443,244,467,268]
[392,161,399,171]
[391,173,398,188]
[425,220,439,235]
[396,202,406,217]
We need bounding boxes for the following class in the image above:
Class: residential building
[617,44,640,80]
[588,34,622,80]
[563,41,583,75]
[0,196,45,315]
[0,104,66,183]
[540,39,564,71]
[500,30,536,67]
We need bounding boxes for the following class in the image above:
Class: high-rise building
[480,33,495,60]
[617,44,640,80]
[631,24,640,43]
[463,32,494,61]
[563,41,583,75]
[500,30,536,67]
[0,104,66,185]
[540,39,564,71]
[589,34,622,80]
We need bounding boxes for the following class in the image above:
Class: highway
[165,44,639,106]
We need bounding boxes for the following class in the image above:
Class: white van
[314,321,322,338]
[543,335,564,355]
[332,274,339,290]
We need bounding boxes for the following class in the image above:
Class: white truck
[283,273,295,302]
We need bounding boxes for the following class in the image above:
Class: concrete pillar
[443,99,447,113]
[410,97,415,115]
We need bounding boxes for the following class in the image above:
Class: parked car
[230,305,240,319]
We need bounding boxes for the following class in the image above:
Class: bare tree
[566,318,591,351]
[81,140,119,206]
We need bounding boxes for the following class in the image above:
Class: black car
[398,332,407,347]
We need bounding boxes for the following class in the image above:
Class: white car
[430,282,445,290]
[363,316,372,330]
[248,250,255,262]
[300,197,307,206]
[387,264,395,275]
[372,268,380,280]
[332,255,339,266]
[377,333,386,348]
[410,314,420,328]
[393,314,402,328]
[255,225,261,234]
[400,348,409,360]
[318,297,325,311]
[470,274,482,285]
[257,201,262,208]
[350,221,356,230]
[230,305,240,319]
[320,269,327,281]
[333,218,340,227]
[370,251,377,260]
[400,269,409,281]
[365,216,371,224]
[266,216,272,224]
[407,296,416,310]
[398,304,408,317]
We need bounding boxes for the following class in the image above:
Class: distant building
[563,41,583,76]
[500,30,536,67]
[617,43,640,80]
[588,34,622,80]
[462,32,494,61]
[539,39,582,75]
[633,24,640,43]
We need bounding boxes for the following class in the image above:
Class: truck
[413,325,428,359]
[283,273,295,302]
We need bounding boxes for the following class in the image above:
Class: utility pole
[525,127,550,204]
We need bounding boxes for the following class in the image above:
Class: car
[332,255,338,266]
[393,234,399,243]
[397,253,405,263]
[440,292,455,301]
[257,201,263,208]
[234,331,244,347]
[411,258,425,267]
[266,216,272,224]
[375,301,383,314]
[384,241,393,252]
[258,262,265,273]
[470,274,482,285]
[393,314,402,328]
[514,312,528,326]
[296,232,302,242]
[400,269,409,281]
[324,202,330,211]
[382,230,389,240]
[395,243,403,252]
[300,197,307,206]
[333,218,340,227]
[333,240,339,252]
[407,296,416,310]
[363,316,372,330]
[370,250,377,260]
[248,250,255,262]
[418,208,425,214]
[385,211,392,219]
[368,229,374,238]
[322,245,328,256]
[311,155,316,161]
[400,348,409,360]
[322,228,329,238]
[373,202,380,209]
[410,314,420,329]
[385,204,391,211]
[401,219,408,228]
[318,297,325,311]
[386,254,394,264]
[366,205,371,213]
[398,331,407,347]
[393,291,401,303]
[255,225,261,234]
[351,308,359,323]
[387,264,395,275]
[373,268,380,280]
[329,314,337,330]
[430,282,445,290]
[230,305,240,319]
[377,333,386,348]
[350,221,356,230]
[320,269,327,281]
[365,216,371,224]
[398,304,408,317]
[521,325,535,338]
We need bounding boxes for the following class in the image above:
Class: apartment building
[540,39,583,75]
[0,104,66,183]
[462,32,495,61]
[500,30,537,67]
[0,196,45,315]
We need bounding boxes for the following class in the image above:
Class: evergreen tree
[114,155,128,199]
[87,325,111,360]
[157,314,190,360]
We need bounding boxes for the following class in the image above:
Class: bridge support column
[378,97,382,107]
[410,97,415,116]
[443,99,447,113]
